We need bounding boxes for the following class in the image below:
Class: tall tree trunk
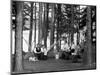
[34,3,36,48]
[38,3,43,44]
[28,2,34,52]
[38,3,40,44]
[71,5,74,27]
[14,2,23,72]
[71,5,74,45]
[77,6,80,45]
[41,3,45,44]
[53,4,61,59]
[48,4,55,58]
[44,3,49,47]
[50,4,55,50]
[71,33,74,44]
[83,6,92,65]
[56,4,61,52]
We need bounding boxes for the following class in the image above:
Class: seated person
[71,44,80,63]
[33,44,44,60]
[61,42,70,60]
[77,46,85,59]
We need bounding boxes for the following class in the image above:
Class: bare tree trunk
[71,5,74,45]
[86,6,92,65]
[50,4,55,50]
[14,2,23,72]
[34,3,36,48]
[77,6,80,45]
[53,4,61,59]
[83,6,92,66]
[56,4,61,52]
[38,3,43,44]
[71,33,74,45]
[44,3,49,47]
[48,4,55,58]
[28,2,34,52]
[38,3,40,44]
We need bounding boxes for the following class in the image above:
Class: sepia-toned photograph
[11,0,96,74]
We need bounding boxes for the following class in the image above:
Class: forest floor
[11,57,95,74]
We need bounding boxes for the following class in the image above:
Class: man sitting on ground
[33,44,44,60]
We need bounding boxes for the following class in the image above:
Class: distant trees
[55,4,76,46]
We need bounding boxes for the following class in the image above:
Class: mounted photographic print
[11,0,96,74]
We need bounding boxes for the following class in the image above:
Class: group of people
[61,42,84,63]
[29,41,84,63]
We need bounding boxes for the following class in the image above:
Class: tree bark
[38,3,43,44]
[44,3,49,47]
[86,6,92,65]
[28,2,34,52]
[50,4,55,50]
[14,2,23,72]
[71,5,74,45]
[83,6,92,65]
[33,3,36,48]
[56,4,61,51]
